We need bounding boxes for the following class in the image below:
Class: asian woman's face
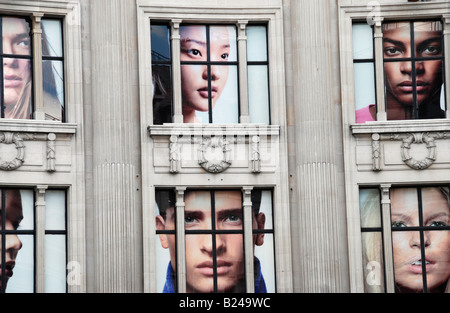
[383,22,443,108]
[2,17,31,106]
[180,26,230,114]
[390,187,450,292]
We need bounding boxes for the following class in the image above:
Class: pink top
[355,105,375,123]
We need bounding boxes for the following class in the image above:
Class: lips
[408,258,434,274]
[196,259,232,276]
[398,81,429,93]
[2,261,15,279]
[3,75,22,88]
[197,86,218,99]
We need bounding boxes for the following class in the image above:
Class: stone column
[288,0,350,292]
[90,0,142,292]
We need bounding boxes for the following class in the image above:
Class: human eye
[188,48,202,57]
[384,47,402,57]
[420,45,442,56]
[391,220,407,228]
[220,53,229,61]
[429,221,447,227]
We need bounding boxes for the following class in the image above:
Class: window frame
[155,186,276,293]
[359,183,450,293]
[339,0,450,125]
[0,186,68,293]
[0,0,85,293]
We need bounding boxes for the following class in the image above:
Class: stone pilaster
[90,0,142,292]
[288,0,350,292]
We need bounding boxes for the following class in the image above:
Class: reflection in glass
[359,188,384,293]
[151,24,172,125]
[383,21,445,120]
[155,189,176,293]
[390,187,450,293]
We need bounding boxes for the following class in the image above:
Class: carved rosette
[197,136,232,173]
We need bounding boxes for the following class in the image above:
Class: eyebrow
[181,38,207,47]
[391,213,414,224]
[383,38,407,49]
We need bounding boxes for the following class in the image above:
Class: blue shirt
[163,257,267,293]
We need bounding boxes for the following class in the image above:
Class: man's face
[0,191,23,290]
[383,22,443,112]
[156,190,266,293]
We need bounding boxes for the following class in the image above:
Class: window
[0,188,67,293]
[360,185,450,293]
[155,188,275,293]
[353,19,446,123]
[0,15,65,121]
[151,22,270,125]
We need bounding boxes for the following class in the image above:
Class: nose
[203,65,221,82]
[400,61,413,75]
[3,57,19,68]
[5,234,22,260]
[409,231,428,249]
[200,234,214,255]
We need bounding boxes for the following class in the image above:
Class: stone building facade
[0,0,448,293]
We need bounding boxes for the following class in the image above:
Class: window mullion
[373,17,386,121]
[35,185,48,293]
[237,20,250,123]
[380,184,395,293]
[32,13,44,120]
[171,19,183,123]
[242,186,254,293]
[175,187,186,292]
[443,15,450,118]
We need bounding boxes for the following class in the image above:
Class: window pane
[151,24,171,61]
[42,19,63,58]
[155,189,176,293]
[180,25,238,124]
[390,186,450,293]
[253,189,275,293]
[3,58,32,119]
[352,23,373,60]
[361,232,385,293]
[248,65,270,124]
[152,65,172,124]
[184,190,244,293]
[354,63,376,123]
[45,190,66,231]
[212,65,239,123]
[383,21,445,120]
[5,235,34,293]
[45,235,66,293]
[247,25,267,62]
[2,17,31,56]
[43,60,64,121]
[359,188,381,228]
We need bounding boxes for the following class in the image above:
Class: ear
[255,212,266,246]
[156,215,169,249]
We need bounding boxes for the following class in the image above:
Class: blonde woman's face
[2,17,31,106]
[391,187,450,292]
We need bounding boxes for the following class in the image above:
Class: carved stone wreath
[371,132,447,171]
[0,132,25,170]
[198,136,232,173]
[400,133,436,170]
